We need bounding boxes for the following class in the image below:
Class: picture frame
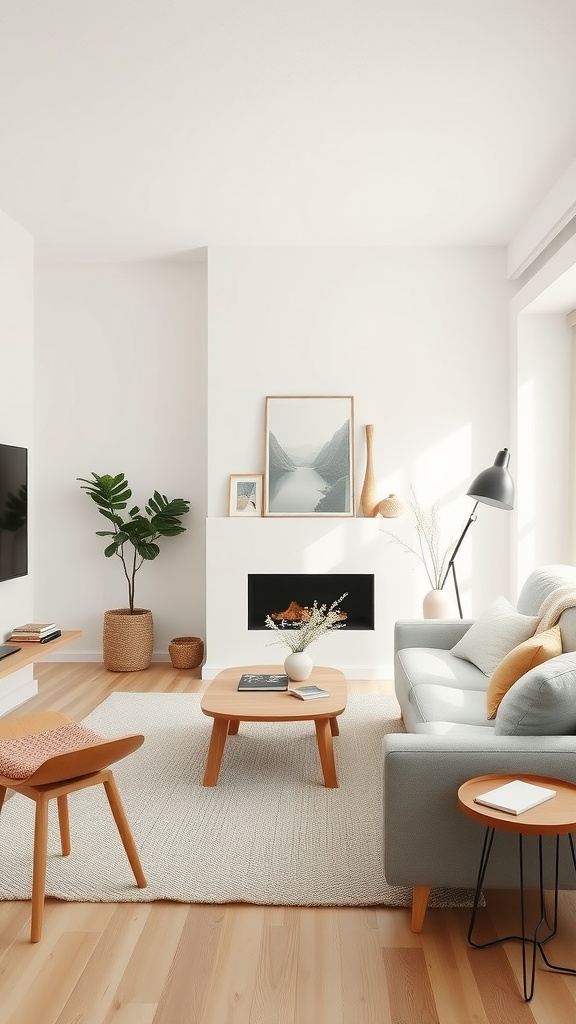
[228,474,263,517]
[264,396,354,517]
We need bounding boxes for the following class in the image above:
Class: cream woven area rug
[0,691,472,908]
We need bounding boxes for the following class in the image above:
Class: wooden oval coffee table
[200,665,347,788]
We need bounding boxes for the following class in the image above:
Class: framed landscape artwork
[264,396,354,517]
[229,474,263,517]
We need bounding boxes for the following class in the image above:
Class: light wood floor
[1,663,576,1023]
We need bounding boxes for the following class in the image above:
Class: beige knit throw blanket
[537,584,576,632]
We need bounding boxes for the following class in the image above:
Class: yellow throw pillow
[486,625,562,720]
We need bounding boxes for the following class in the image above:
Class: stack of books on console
[9,622,61,643]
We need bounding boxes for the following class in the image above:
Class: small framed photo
[264,395,354,517]
[229,474,263,517]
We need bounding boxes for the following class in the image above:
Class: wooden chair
[0,710,146,941]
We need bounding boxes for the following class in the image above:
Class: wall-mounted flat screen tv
[0,444,28,582]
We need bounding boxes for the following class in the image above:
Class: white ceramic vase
[422,589,452,619]
[284,650,313,681]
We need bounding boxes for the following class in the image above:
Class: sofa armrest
[383,732,576,891]
[394,619,473,653]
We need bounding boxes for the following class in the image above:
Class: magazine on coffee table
[289,685,330,700]
[237,673,289,691]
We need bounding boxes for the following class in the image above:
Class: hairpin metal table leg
[467,827,576,1002]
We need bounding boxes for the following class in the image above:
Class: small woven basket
[169,636,204,670]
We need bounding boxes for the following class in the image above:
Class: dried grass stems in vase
[380,487,455,591]
[264,593,348,653]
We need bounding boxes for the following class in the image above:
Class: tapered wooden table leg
[330,716,339,736]
[315,718,338,788]
[203,718,230,786]
[228,719,240,735]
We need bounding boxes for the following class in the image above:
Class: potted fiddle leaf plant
[78,472,190,671]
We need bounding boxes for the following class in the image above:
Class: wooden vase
[360,424,379,517]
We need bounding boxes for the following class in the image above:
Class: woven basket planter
[103,608,154,672]
[169,636,204,670]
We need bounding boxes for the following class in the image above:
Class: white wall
[0,208,36,709]
[205,246,512,676]
[515,313,571,580]
[34,262,207,660]
[508,231,576,594]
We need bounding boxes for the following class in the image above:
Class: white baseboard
[36,650,174,663]
[32,652,394,680]
[202,662,393,681]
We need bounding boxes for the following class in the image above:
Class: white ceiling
[1,0,576,262]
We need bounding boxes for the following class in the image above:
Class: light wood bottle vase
[359,424,379,517]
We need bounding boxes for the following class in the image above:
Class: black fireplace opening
[247,574,374,631]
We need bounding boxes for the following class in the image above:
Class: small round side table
[458,773,576,1002]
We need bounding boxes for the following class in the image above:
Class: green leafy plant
[78,472,190,613]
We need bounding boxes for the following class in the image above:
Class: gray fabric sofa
[383,564,576,931]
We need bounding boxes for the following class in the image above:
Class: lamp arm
[440,501,479,591]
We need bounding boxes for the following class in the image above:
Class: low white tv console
[0,630,82,714]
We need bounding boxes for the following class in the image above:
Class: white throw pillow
[450,596,539,677]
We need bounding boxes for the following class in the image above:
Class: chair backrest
[22,734,145,786]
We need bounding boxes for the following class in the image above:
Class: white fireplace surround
[205,517,405,680]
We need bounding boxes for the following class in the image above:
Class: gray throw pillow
[494,652,576,735]
[450,596,539,676]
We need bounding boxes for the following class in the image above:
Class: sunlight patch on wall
[516,375,536,582]
[517,376,535,534]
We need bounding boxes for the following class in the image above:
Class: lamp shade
[467,448,515,510]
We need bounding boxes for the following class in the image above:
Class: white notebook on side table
[474,779,557,815]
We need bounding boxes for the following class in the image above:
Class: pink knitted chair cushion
[0,722,105,781]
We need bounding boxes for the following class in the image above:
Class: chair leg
[411,885,432,933]
[0,785,6,813]
[102,772,147,888]
[31,794,49,942]
[57,795,71,856]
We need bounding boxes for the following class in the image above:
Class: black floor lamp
[441,448,515,618]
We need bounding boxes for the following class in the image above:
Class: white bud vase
[422,589,452,619]
[284,650,313,681]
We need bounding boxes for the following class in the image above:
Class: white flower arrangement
[381,486,455,591]
[264,593,348,653]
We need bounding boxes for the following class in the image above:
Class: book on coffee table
[237,673,289,691]
[289,685,330,700]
